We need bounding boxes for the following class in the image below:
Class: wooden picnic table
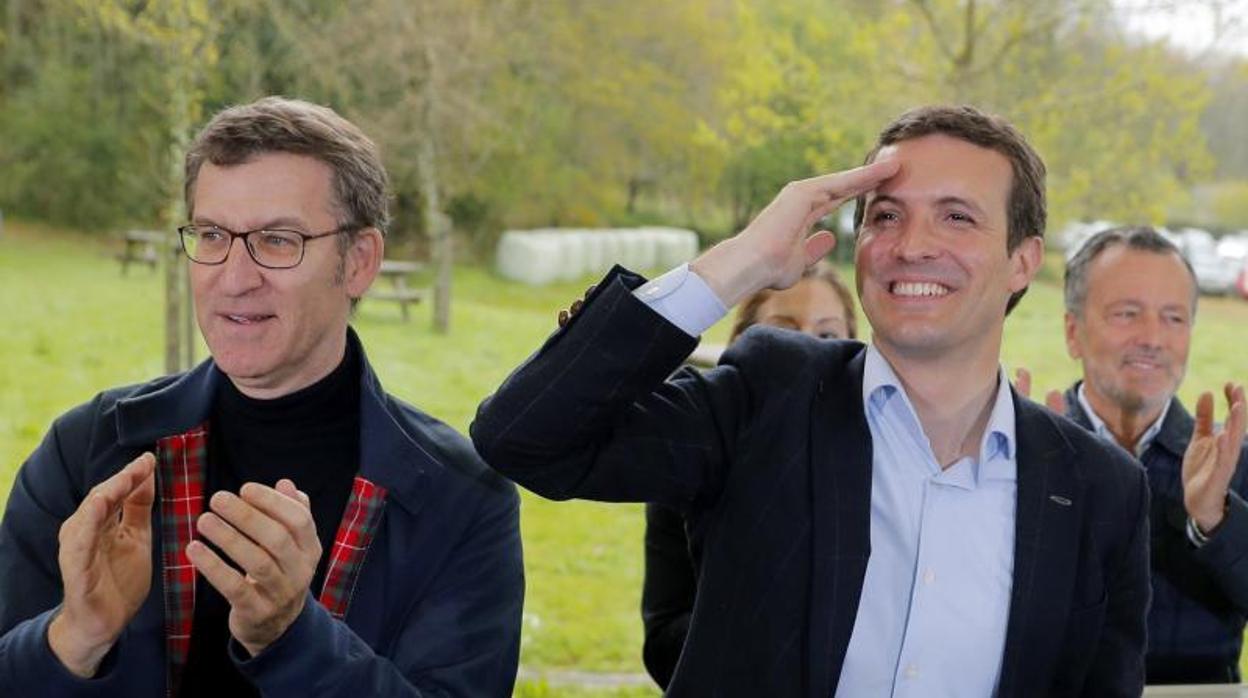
[365,259,427,321]
[116,230,173,275]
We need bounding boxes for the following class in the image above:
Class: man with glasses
[0,97,524,697]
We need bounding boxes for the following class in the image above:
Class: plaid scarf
[155,424,388,693]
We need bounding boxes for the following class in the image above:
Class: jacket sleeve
[0,400,132,696]
[233,485,524,697]
[470,266,752,510]
[1082,463,1150,697]
[641,502,696,689]
[1189,474,1248,612]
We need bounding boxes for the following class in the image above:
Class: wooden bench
[116,230,169,275]
[365,260,428,321]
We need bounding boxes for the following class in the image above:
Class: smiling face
[1066,245,1194,419]
[855,134,1042,364]
[189,152,381,398]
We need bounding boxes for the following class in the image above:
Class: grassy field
[3,221,1248,691]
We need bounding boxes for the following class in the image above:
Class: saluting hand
[691,160,900,308]
[1183,383,1247,535]
[186,478,321,657]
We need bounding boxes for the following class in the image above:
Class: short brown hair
[852,105,1047,314]
[184,96,390,249]
[729,262,858,343]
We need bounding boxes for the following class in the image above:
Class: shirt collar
[862,345,1016,485]
[1076,382,1169,457]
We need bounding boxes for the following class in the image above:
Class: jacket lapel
[997,396,1085,695]
[806,346,873,698]
[317,476,388,619]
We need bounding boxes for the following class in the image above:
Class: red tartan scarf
[154,424,388,692]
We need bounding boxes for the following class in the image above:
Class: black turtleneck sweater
[179,340,361,697]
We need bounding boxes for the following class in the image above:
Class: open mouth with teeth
[889,281,952,298]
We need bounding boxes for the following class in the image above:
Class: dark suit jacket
[472,267,1150,697]
[1064,384,1248,684]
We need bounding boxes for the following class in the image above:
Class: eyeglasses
[177,224,355,269]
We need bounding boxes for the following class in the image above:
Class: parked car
[1175,228,1242,296]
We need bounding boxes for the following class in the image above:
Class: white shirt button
[904,664,920,680]
[923,569,936,585]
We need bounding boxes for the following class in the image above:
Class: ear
[1063,311,1081,360]
[345,228,384,299]
[1007,235,1044,293]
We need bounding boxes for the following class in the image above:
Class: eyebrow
[192,216,312,231]
[866,194,987,217]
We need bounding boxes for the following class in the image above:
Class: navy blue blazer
[0,330,524,697]
[473,267,1150,697]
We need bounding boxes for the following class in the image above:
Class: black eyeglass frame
[176,223,357,269]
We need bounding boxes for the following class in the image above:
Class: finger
[196,512,285,586]
[274,479,312,512]
[1220,388,1246,471]
[1014,368,1032,399]
[557,309,569,327]
[585,284,596,298]
[209,491,298,561]
[239,483,320,554]
[1225,384,1246,440]
[798,159,901,203]
[1195,391,1215,438]
[186,540,256,609]
[1045,390,1065,413]
[803,230,837,265]
[570,299,584,316]
[119,467,156,531]
[91,453,158,515]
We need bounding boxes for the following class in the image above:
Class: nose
[1134,313,1165,350]
[215,236,265,295]
[891,219,939,263]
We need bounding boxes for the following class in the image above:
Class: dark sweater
[180,343,361,697]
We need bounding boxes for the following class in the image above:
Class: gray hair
[1064,226,1197,318]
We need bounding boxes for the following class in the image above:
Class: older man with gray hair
[1057,225,1247,684]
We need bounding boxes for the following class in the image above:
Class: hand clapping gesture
[1183,383,1247,536]
[186,478,322,657]
[48,453,157,677]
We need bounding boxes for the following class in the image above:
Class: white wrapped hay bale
[495,229,565,285]
[557,231,588,281]
[651,227,699,267]
[495,227,702,285]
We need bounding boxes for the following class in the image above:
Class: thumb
[803,230,837,266]
[1013,368,1032,399]
[1045,390,1065,413]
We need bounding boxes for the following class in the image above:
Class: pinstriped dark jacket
[473,266,1151,697]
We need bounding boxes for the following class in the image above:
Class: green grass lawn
[3,221,1248,691]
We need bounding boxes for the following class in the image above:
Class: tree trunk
[417,42,452,334]
[164,0,193,373]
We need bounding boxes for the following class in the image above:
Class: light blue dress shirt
[635,266,1019,697]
